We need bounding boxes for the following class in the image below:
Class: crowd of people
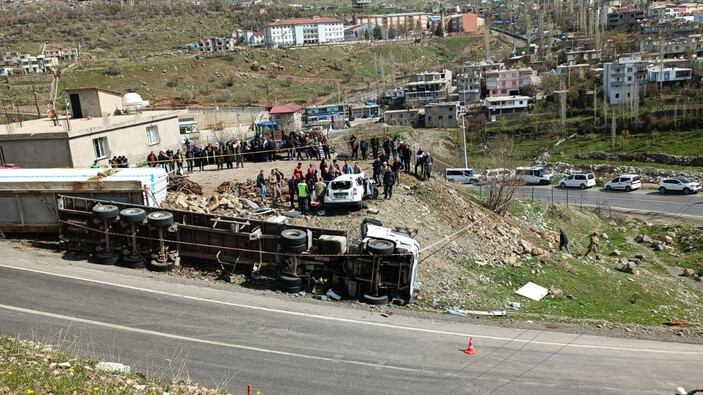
[252,134,434,214]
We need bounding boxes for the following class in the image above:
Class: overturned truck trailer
[58,195,420,304]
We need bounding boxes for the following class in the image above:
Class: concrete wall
[270,112,302,132]
[68,89,124,118]
[67,114,182,167]
[97,90,124,115]
[0,133,73,168]
[425,105,459,128]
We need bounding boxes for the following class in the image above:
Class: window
[93,137,109,159]
[146,125,160,145]
[615,93,620,99]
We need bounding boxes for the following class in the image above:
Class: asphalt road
[1,252,702,395]
[468,184,703,221]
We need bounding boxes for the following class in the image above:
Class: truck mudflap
[57,196,420,304]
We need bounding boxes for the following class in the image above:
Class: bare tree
[480,135,524,216]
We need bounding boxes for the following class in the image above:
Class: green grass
[0,336,225,394]
[550,130,703,157]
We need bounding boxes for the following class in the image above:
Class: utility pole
[461,115,468,168]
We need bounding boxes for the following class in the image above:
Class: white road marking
[0,303,430,374]
[2,264,702,356]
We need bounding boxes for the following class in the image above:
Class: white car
[604,174,641,192]
[323,172,378,209]
[445,168,481,184]
[515,166,554,185]
[483,168,515,182]
[558,172,596,189]
[658,177,702,195]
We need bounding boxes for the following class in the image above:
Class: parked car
[323,172,378,209]
[557,172,596,189]
[483,168,515,182]
[604,174,641,191]
[445,168,481,184]
[515,166,554,185]
[658,177,702,195]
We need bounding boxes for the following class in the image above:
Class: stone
[667,231,676,238]
[655,244,665,251]
[250,61,260,71]
[57,362,71,368]
[366,207,379,214]
[531,247,545,256]
[682,268,695,277]
[548,286,563,297]
[661,235,673,244]
[601,233,609,240]
[610,249,621,256]
[616,261,639,275]
[634,253,645,260]
[608,220,617,226]
[642,235,653,243]
[96,362,131,374]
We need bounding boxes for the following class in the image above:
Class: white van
[445,168,481,184]
[515,166,554,185]
[483,168,515,182]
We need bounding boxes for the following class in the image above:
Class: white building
[263,16,344,47]
[404,69,454,106]
[485,95,530,121]
[197,34,237,53]
[647,65,692,82]
[603,55,649,105]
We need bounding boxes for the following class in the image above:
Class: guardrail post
[531,186,534,202]
[551,187,554,204]
[566,189,569,206]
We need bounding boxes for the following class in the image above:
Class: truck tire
[279,284,301,293]
[119,254,146,269]
[92,251,120,265]
[147,259,175,272]
[119,208,146,224]
[280,229,306,247]
[147,211,174,228]
[360,294,389,305]
[372,187,379,199]
[366,239,394,255]
[278,273,302,287]
[92,205,119,220]
[281,243,306,253]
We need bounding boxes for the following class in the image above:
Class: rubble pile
[161,192,265,215]
[167,176,203,195]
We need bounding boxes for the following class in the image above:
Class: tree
[613,33,630,54]
[479,135,524,216]
[434,23,444,37]
[105,63,121,76]
[166,73,182,88]
[372,26,382,41]
[388,27,397,40]
[539,73,560,96]
[342,64,357,83]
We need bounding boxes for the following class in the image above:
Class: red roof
[265,17,342,27]
[269,105,302,114]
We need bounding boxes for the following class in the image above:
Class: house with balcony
[485,67,535,97]
[485,95,531,121]
[636,38,703,58]
[353,12,427,31]
[403,69,453,107]
[603,55,649,105]
[351,0,371,8]
[564,49,601,64]
[607,9,645,30]
[647,65,692,82]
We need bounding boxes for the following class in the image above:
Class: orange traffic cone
[463,337,476,355]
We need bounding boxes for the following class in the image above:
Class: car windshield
[539,169,551,175]
[678,178,692,184]
[330,181,351,190]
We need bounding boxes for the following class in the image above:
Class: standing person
[197,146,207,171]
[383,166,395,199]
[256,170,267,201]
[360,137,368,160]
[400,142,411,174]
[287,175,297,209]
[185,148,194,173]
[268,169,282,203]
[174,150,184,175]
[157,150,168,170]
[353,161,362,174]
[371,135,379,159]
[415,147,425,177]
[372,157,382,183]
[559,229,572,254]
[224,145,233,169]
[383,136,391,158]
[342,160,353,174]
[351,139,359,160]
[391,136,398,157]
[322,136,331,160]
[235,139,244,168]
[166,149,175,172]
[392,156,402,185]
[216,145,225,171]
[297,177,309,214]
[146,151,158,168]
[423,152,433,180]
[583,232,600,259]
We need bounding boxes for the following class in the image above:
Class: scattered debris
[548,286,564,297]
[515,282,549,301]
[664,321,689,326]
[95,362,131,374]
[167,176,203,195]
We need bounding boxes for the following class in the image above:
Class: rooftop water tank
[122,92,150,112]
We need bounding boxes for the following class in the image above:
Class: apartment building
[485,95,531,121]
[637,38,703,58]
[647,65,692,82]
[603,55,649,105]
[351,0,371,8]
[607,9,644,30]
[353,12,428,31]
[485,67,534,97]
[44,46,79,61]
[263,16,344,47]
[403,69,453,107]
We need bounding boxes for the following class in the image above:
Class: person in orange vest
[47,107,58,126]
